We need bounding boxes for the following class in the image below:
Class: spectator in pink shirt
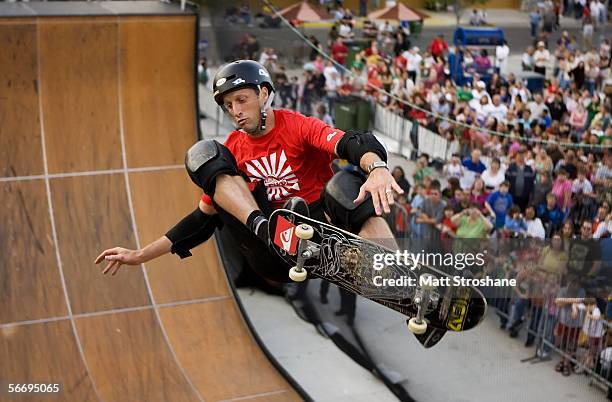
[551,168,573,212]
[569,103,587,136]
[474,49,492,73]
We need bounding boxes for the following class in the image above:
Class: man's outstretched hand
[94,247,144,276]
[354,168,404,215]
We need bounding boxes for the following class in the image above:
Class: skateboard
[269,209,487,348]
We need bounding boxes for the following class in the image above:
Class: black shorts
[215,181,326,283]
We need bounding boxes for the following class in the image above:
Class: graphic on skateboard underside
[270,209,487,333]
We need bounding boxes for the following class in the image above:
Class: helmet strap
[258,85,275,132]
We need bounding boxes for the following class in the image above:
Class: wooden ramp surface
[0,11,302,402]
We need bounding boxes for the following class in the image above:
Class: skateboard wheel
[295,224,314,240]
[407,317,427,334]
[289,266,307,282]
[419,273,435,290]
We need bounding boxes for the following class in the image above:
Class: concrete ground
[236,288,398,402]
[238,286,608,402]
[355,297,607,402]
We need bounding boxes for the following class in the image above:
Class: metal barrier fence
[490,280,612,396]
[373,104,460,163]
[199,83,234,138]
[373,104,414,157]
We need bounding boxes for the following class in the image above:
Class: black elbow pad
[166,208,222,259]
[336,130,387,168]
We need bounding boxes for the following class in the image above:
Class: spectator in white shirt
[472,95,491,124]
[481,157,506,190]
[572,168,594,195]
[596,0,607,26]
[443,154,465,180]
[488,95,509,121]
[338,22,353,38]
[510,81,531,107]
[403,47,422,83]
[469,9,481,25]
[593,213,612,239]
[590,0,602,28]
[404,76,416,96]
[323,59,338,79]
[522,46,535,71]
[527,93,549,119]
[495,40,510,75]
[533,41,550,76]
[525,205,546,239]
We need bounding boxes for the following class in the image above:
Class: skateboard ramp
[0,2,304,401]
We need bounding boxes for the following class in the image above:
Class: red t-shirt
[331,42,349,65]
[201,109,344,209]
[393,55,407,70]
[430,38,448,57]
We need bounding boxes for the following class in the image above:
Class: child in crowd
[436,205,457,239]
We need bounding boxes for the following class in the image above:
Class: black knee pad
[322,170,376,233]
[185,140,239,196]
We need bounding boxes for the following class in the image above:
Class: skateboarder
[96,60,402,282]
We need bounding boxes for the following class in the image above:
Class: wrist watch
[366,161,388,174]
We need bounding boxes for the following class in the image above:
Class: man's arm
[300,116,402,215]
[451,210,465,225]
[95,200,220,275]
[480,211,494,231]
[334,130,404,215]
[484,200,496,218]
[417,213,438,225]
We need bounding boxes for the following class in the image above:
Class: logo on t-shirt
[326,131,337,142]
[244,150,300,201]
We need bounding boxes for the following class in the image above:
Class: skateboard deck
[269,209,487,347]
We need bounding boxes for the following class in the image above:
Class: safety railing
[490,282,612,395]
[372,104,460,163]
[199,84,234,138]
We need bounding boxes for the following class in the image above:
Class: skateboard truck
[289,224,318,282]
[407,273,438,334]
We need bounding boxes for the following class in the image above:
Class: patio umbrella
[367,2,429,22]
[275,1,332,23]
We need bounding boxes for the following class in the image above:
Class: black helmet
[212,60,275,106]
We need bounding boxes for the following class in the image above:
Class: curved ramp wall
[0,5,304,401]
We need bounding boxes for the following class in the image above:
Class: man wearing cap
[403,46,422,83]
[469,81,491,111]
[533,41,550,76]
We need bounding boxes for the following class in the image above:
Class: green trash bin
[355,98,371,132]
[409,20,423,38]
[334,100,357,131]
[343,39,369,70]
